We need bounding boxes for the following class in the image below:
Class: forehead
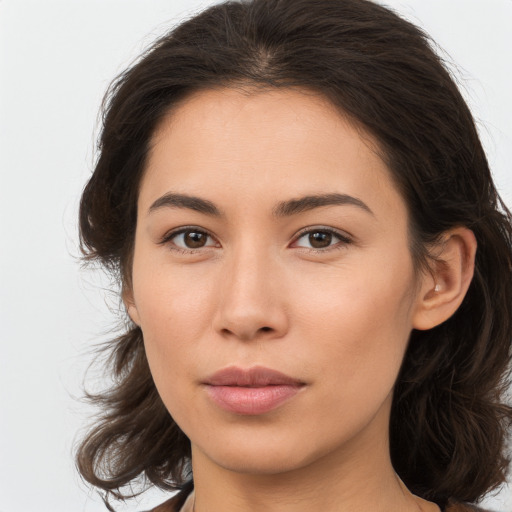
[140,87,405,221]
[150,86,375,161]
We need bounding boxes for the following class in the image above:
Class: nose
[212,246,289,342]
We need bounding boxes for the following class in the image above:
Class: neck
[190,399,438,512]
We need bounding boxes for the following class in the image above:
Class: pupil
[185,231,206,248]
[309,231,332,248]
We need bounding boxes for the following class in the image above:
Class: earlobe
[412,227,477,331]
[123,289,141,326]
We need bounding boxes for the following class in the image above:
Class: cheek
[132,239,216,327]
[294,254,415,335]
[286,273,414,452]
[136,286,213,427]
[292,258,415,388]
[131,253,219,393]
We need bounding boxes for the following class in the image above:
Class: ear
[412,227,477,331]
[122,288,141,326]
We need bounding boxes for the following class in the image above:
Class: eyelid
[159,226,219,252]
[290,226,353,251]
[158,225,353,253]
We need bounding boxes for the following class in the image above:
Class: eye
[292,228,351,250]
[161,227,218,251]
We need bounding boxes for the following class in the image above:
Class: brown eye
[308,231,332,248]
[165,228,217,251]
[293,228,351,251]
[183,231,208,248]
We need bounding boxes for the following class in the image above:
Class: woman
[76,0,512,511]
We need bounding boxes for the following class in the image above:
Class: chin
[211,447,314,475]
[192,424,339,477]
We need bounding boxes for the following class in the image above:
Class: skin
[126,88,476,512]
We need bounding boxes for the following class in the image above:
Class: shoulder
[146,492,498,512]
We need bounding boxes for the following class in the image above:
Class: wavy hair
[76,0,512,509]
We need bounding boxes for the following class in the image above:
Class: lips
[203,366,304,415]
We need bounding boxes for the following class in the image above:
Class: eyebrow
[149,193,222,216]
[148,192,373,217]
[272,193,373,217]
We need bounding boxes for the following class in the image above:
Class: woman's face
[128,88,429,475]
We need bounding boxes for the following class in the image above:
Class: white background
[0,1,511,510]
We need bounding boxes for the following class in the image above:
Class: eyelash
[292,226,352,253]
[159,226,218,255]
[159,226,353,255]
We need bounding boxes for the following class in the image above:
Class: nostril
[260,326,273,332]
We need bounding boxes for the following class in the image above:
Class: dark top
[147,483,495,512]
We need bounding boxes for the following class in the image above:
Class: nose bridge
[214,237,287,340]
[223,239,276,312]
[230,238,270,287]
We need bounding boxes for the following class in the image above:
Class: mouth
[203,366,305,415]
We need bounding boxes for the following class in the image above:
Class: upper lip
[204,366,304,387]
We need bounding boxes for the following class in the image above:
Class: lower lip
[205,384,302,415]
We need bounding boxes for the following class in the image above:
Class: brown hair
[76,0,512,509]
